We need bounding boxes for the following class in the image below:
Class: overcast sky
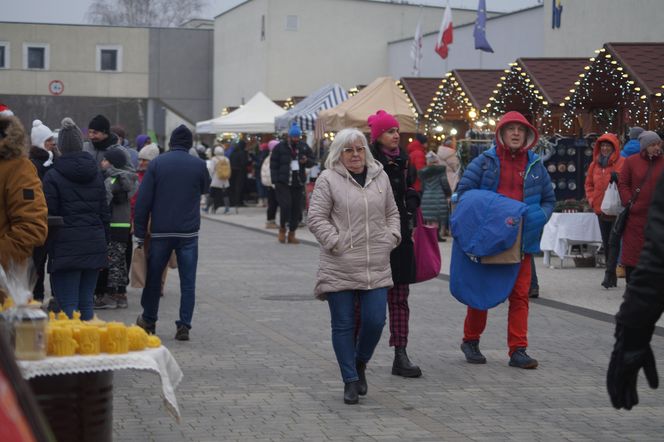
[3,0,542,25]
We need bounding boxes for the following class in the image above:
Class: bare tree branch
[86,0,206,27]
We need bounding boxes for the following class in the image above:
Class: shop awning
[274,84,348,132]
[196,92,286,134]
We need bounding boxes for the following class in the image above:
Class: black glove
[610,172,619,184]
[607,324,659,410]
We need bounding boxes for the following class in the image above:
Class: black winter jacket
[42,152,110,273]
[371,144,421,284]
[616,173,664,328]
[270,140,314,187]
[29,146,53,181]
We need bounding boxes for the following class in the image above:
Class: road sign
[48,80,64,96]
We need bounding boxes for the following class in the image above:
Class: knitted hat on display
[267,140,279,151]
[367,110,399,143]
[288,122,302,138]
[104,145,128,169]
[169,125,193,149]
[31,120,54,149]
[138,143,160,161]
[629,126,644,140]
[88,114,111,134]
[57,118,84,153]
[639,131,662,150]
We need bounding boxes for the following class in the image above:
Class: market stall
[195,91,286,134]
[564,42,664,134]
[316,76,417,136]
[398,77,442,131]
[274,83,348,133]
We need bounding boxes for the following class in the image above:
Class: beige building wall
[0,23,149,98]
[543,0,664,57]
[214,0,480,111]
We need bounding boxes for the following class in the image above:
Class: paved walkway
[96,213,664,441]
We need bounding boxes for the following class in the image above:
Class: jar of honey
[12,305,47,360]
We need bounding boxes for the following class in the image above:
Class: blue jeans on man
[140,237,198,329]
[327,288,387,383]
[51,269,99,320]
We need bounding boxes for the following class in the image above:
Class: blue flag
[473,0,494,53]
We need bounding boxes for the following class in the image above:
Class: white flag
[410,14,423,76]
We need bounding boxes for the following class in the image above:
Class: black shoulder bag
[609,165,654,248]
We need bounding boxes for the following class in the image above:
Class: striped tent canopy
[274,84,348,132]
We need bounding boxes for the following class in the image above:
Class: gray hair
[324,128,376,170]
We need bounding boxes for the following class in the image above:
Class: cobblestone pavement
[99,217,664,441]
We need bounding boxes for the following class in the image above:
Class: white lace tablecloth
[17,346,183,421]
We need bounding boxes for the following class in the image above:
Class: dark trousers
[530,257,538,290]
[210,187,229,212]
[32,245,48,301]
[274,183,303,231]
[230,170,246,207]
[597,214,614,263]
[625,265,635,283]
[267,187,278,221]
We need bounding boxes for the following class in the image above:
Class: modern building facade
[0,22,212,144]
[211,0,492,113]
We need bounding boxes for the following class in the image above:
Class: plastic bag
[601,182,622,216]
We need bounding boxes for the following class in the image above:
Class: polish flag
[435,2,453,59]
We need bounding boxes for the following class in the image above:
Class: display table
[540,213,603,267]
[18,346,183,441]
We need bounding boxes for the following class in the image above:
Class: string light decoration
[563,44,659,132]
[489,61,553,134]
[396,80,427,129]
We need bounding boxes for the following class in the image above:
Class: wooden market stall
[424,69,504,142]
[488,58,588,136]
[398,77,442,132]
[565,42,664,135]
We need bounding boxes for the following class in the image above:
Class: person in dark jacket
[29,119,57,301]
[455,111,555,369]
[270,122,314,244]
[621,126,644,158]
[418,151,451,240]
[607,172,664,410]
[83,114,131,169]
[134,125,211,341]
[229,139,249,208]
[42,118,109,320]
[368,110,422,378]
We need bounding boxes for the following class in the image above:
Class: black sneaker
[509,348,538,369]
[136,314,156,334]
[460,340,487,364]
[175,325,190,341]
[529,286,539,298]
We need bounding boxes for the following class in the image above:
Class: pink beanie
[267,139,279,151]
[368,110,399,143]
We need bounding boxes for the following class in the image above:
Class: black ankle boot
[356,360,367,396]
[344,381,359,404]
[392,346,422,378]
[602,271,617,289]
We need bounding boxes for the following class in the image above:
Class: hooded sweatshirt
[584,133,624,215]
[494,112,539,202]
[103,166,138,242]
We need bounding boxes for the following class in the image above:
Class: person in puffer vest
[95,146,137,310]
[455,111,555,369]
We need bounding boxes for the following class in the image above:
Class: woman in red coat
[618,131,664,282]
[406,134,427,192]
[584,133,624,288]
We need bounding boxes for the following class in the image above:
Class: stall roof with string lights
[488,58,588,135]
[564,42,664,134]
[398,77,442,118]
[424,69,504,139]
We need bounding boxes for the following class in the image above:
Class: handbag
[130,246,147,288]
[413,208,441,283]
[600,182,622,216]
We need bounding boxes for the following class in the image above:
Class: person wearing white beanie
[30,120,56,174]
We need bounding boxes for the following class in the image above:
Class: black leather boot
[356,360,367,396]
[392,346,422,378]
[344,381,359,404]
[602,270,617,289]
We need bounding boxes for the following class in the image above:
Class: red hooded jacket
[407,139,426,192]
[584,133,624,215]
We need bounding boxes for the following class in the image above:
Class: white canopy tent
[196,92,286,134]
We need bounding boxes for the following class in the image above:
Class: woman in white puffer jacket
[307,128,400,405]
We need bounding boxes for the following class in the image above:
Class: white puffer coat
[308,160,401,299]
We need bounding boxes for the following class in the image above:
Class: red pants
[462,254,532,356]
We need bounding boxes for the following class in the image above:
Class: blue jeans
[51,269,99,320]
[327,288,387,383]
[141,237,198,329]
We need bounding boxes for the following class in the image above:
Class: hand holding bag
[413,208,441,283]
[601,182,622,216]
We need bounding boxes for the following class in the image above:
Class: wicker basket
[29,371,113,442]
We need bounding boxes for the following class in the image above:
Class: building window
[0,42,8,69]
[23,43,49,70]
[285,15,299,31]
[96,45,123,72]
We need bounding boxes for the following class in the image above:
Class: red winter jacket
[584,133,624,215]
[407,140,426,192]
[618,150,664,266]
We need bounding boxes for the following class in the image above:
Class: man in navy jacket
[134,125,211,340]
